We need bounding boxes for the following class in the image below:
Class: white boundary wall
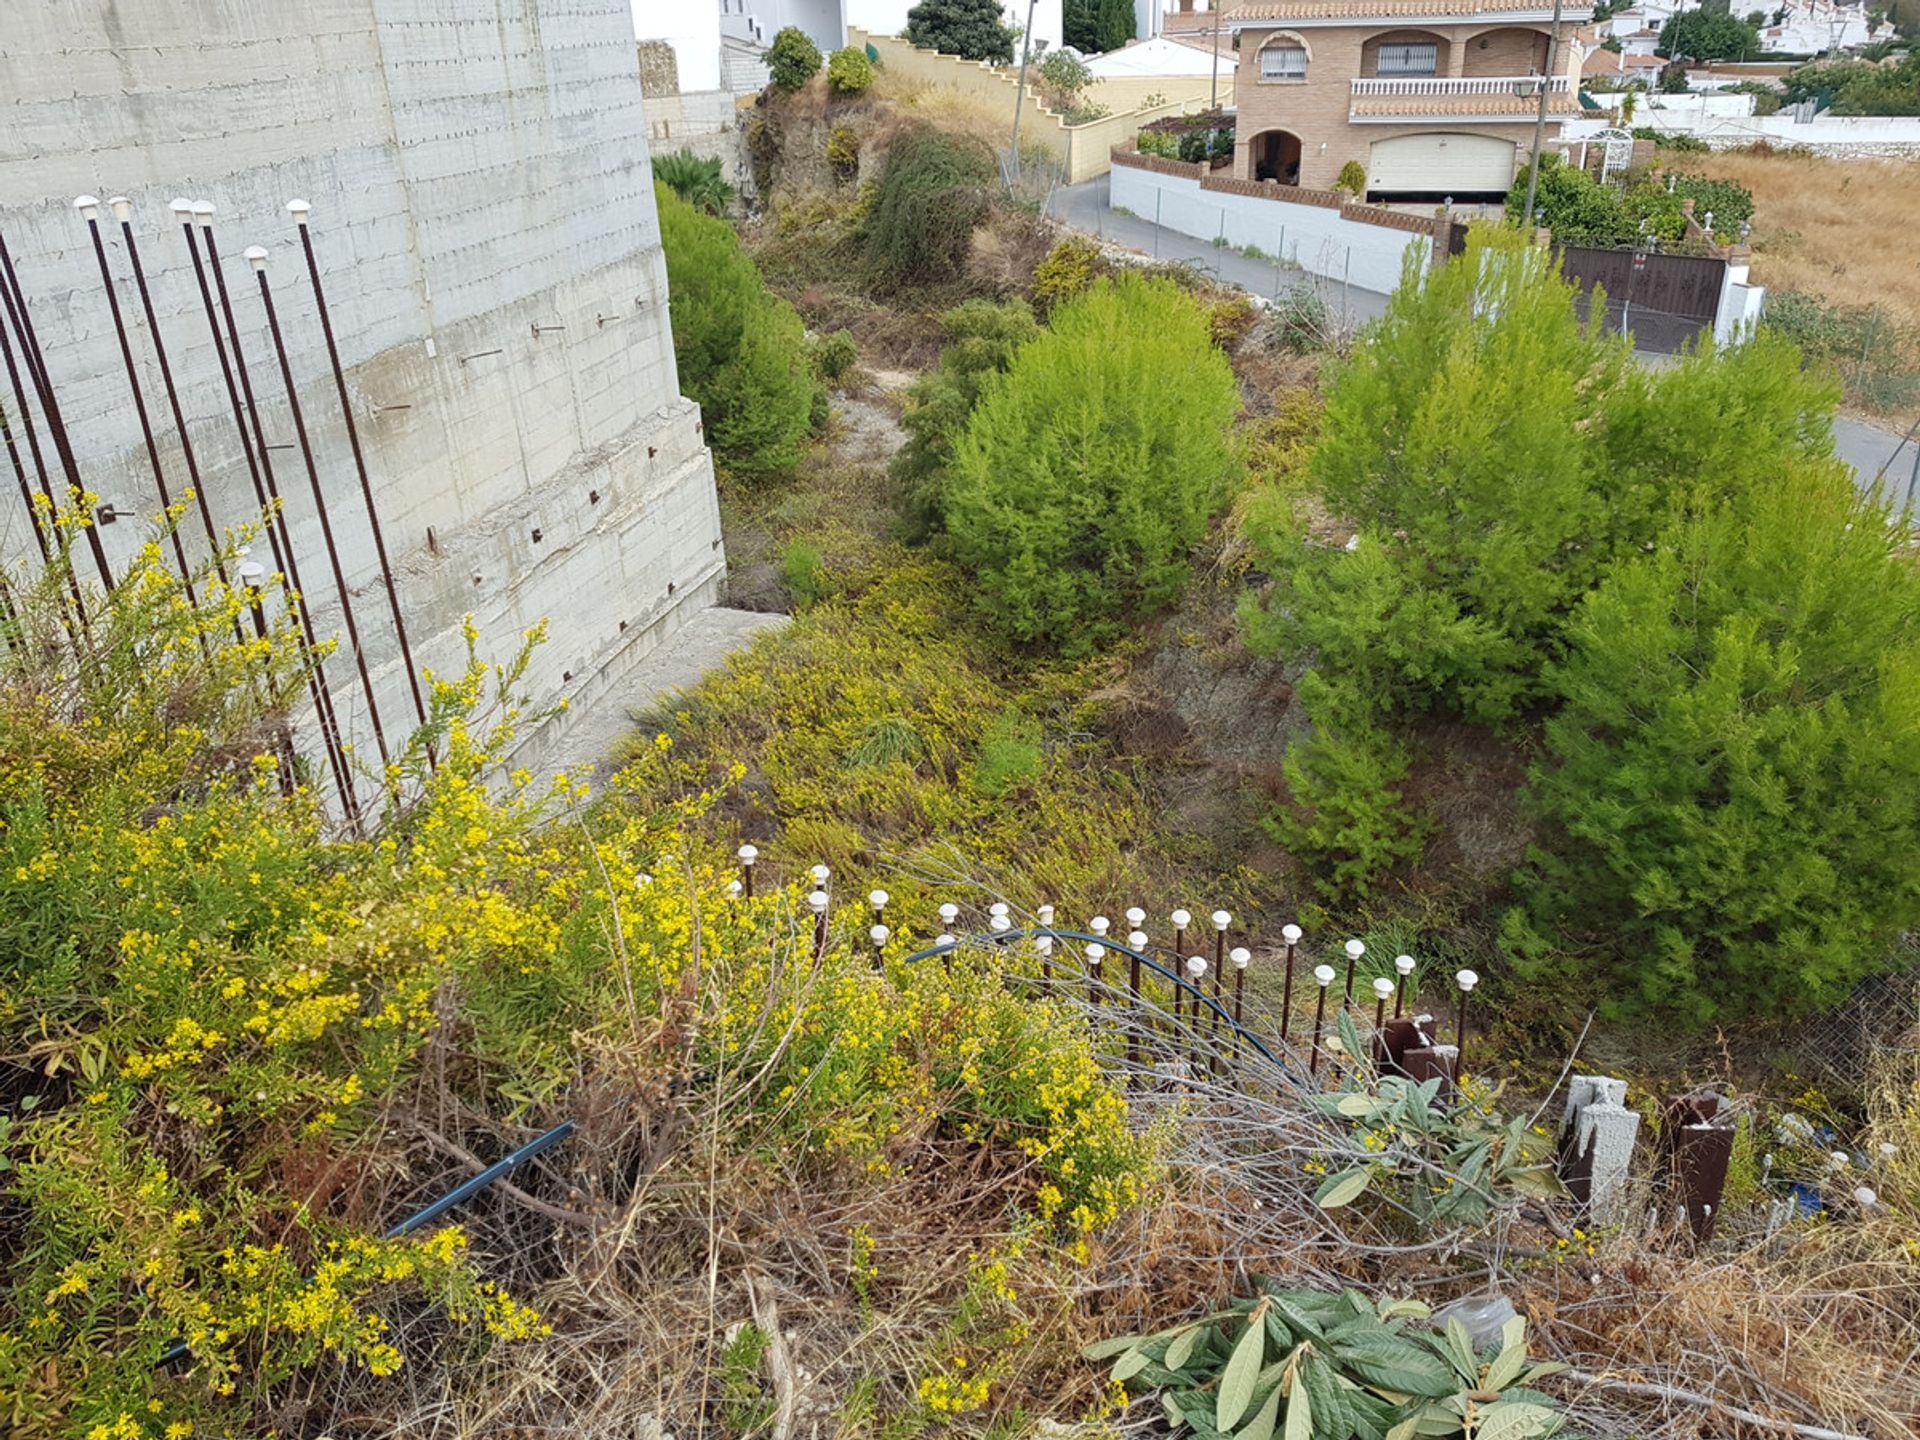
[1110,163,1434,295]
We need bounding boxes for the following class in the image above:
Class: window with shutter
[1260,44,1307,80]
[1376,42,1439,75]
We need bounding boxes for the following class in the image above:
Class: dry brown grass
[1682,148,1920,327]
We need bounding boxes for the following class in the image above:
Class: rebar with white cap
[1343,937,1366,1005]
[1372,976,1395,1034]
[1280,923,1303,1040]
[736,843,758,900]
[1231,945,1251,1032]
[1310,964,1336,1076]
[1393,953,1415,1017]
[807,888,829,959]
[1455,969,1479,1078]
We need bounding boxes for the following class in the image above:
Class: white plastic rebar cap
[1345,938,1366,960]
[1212,909,1231,930]
[1036,902,1053,921]
[73,194,101,219]
[1129,931,1148,949]
[1854,1185,1878,1208]
[1035,934,1053,953]
[726,879,742,896]
[938,902,959,922]
[1088,944,1106,962]
[1186,956,1207,977]
[1395,954,1416,976]
[1830,1151,1850,1168]
[244,245,268,270]
[1089,915,1110,935]
[988,914,1010,932]
[736,843,758,863]
[1282,923,1303,945]
[1231,946,1250,969]
[191,200,215,226]
[286,198,312,224]
[236,559,265,585]
[1456,968,1479,993]
[810,863,830,883]
[807,890,829,913]
[170,197,194,216]
[869,924,889,945]
[1313,964,1336,987]
[1880,1142,1899,1158]
[1373,977,1395,1001]
[868,889,889,910]
[1170,908,1192,929]
[108,196,132,222]
[990,901,1011,917]
[1125,906,1146,927]
[936,933,956,947]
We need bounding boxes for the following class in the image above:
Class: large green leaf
[1283,1363,1314,1440]
[1217,1312,1270,1430]
[1503,1165,1566,1200]
[1238,1370,1287,1440]
[1300,1353,1352,1440]
[1167,1324,1207,1372]
[1471,1401,1562,1440]
[1443,1319,1480,1383]
[1111,1346,1154,1382]
[1315,1167,1374,1209]
[1332,1336,1458,1399]
[1084,1333,1153,1360]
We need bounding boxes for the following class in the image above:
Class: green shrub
[1763,290,1920,416]
[1029,232,1108,313]
[780,539,834,608]
[905,0,1016,62]
[1177,130,1209,163]
[656,182,823,479]
[826,122,862,178]
[1333,159,1368,195]
[1065,0,1138,53]
[650,148,735,215]
[967,711,1045,797]
[827,44,875,94]
[892,297,1041,537]
[1508,460,1920,1025]
[813,328,859,382]
[864,128,994,287]
[944,274,1243,653]
[767,25,823,91]
[1135,128,1179,159]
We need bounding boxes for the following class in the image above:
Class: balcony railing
[1350,75,1573,96]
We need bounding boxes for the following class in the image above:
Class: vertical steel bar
[1280,936,1297,1042]
[200,212,359,827]
[1310,982,1328,1078]
[290,202,430,739]
[250,248,393,780]
[0,295,91,633]
[117,203,229,585]
[0,229,116,590]
[82,201,198,605]
[0,400,50,563]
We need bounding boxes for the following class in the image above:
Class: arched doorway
[1250,129,1303,184]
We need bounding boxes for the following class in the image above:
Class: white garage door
[1368,134,1517,194]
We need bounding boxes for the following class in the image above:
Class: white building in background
[644,1,724,90]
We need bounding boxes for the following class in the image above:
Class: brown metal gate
[1556,244,1727,355]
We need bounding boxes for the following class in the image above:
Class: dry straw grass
[1683,148,1920,327]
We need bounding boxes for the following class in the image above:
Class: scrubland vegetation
[5,60,1919,1440]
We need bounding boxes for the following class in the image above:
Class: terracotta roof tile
[1350,92,1583,113]
[1232,0,1591,18]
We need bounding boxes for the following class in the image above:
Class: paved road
[1048,175,1913,497]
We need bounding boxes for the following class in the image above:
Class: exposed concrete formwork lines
[0,0,728,794]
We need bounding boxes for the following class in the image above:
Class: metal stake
[1280,923,1301,1042]
[251,249,393,782]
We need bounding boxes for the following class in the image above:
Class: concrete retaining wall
[1110,151,1436,293]
[1635,108,1920,156]
[0,0,726,782]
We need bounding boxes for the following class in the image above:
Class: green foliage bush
[1507,462,1920,1024]
[1136,128,1179,159]
[864,128,994,287]
[1658,6,1762,59]
[905,0,1016,62]
[1065,0,1139,53]
[1509,154,1754,243]
[1762,290,1920,415]
[780,538,835,607]
[827,44,875,94]
[1240,227,1840,901]
[650,148,735,215]
[656,183,823,479]
[945,274,1242,653]
[892,297,1041,537]
[1029,233,1108,313]
[1784,52,1920,115]
[767,25,823,90]
[813,328,859,382]
[1333,159,1368,195]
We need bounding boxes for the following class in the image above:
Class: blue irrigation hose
[900,927,1290,1072]
[156,1118,576,1368]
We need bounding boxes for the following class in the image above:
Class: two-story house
[1226,0,1592,200]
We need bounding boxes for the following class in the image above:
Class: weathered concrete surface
[0,0,724,784]
[534,605,791,792]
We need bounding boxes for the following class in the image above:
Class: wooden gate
[1556,244,1727,355]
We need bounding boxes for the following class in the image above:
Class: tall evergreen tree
[906,0,1016,62]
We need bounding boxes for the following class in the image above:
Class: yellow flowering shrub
[0,547,1156,1439]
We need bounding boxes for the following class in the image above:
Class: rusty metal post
[1309,964,1335,1077]
[288,200,431,743]
[0,398,51,563]
[1280,923,1301,1042]
[201,212,358,827]
[250,247,393,781]
[737,843,758,900]
[1394,953,1414,1018]
[808,888,829,961]
[1343,937,1365,1006]
[1184,956,1207,1068]
[0,227,115,591]
[869,922,888,973]
[1661,1092,1733,1241]
[1087,942,1104,1007]
[1372,976,1392,1041]
[1454,969,1479,1080]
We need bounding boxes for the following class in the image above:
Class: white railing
[1350,75,1573,96]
